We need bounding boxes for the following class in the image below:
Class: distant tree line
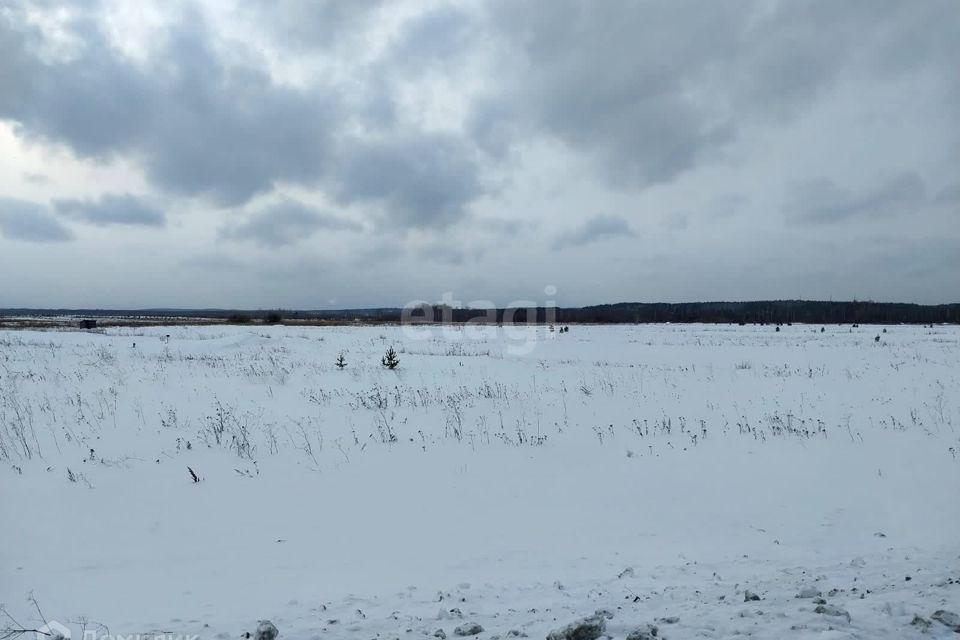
[2,300,958,325]
[551,300,960,325]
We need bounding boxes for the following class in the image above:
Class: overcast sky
[1,0,958,309]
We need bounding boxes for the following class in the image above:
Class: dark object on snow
[546,615,606,640]
[932,610,960,632]
[625,624,658,640]
[815,604,851,623]
[187,466,200,483]
[454,623,483,636]
[80,319,97,329]
[911,615,932,630]
[744,590,761,602]
[875,335,881,342]
[336,353,347,369]
[255,621,278,640]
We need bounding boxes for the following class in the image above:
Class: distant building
[80,319,98,329]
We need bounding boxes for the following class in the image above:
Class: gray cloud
[3,1,957,228]
[181,251,330,285]
[934,182,960,207]
[180,253,248,272]
[475,1,739,184]
[727,2,910,122]
[351,238,406,267]
[711,194,750,219]
[390,5,475,69]
[335,134,482,228]
[474,1,960,186]
[416,243,484,265]
[220,199,361,248]
[1,14,157,160]
[0,10,338,206]
[785,172,928,224]
[243,0,384,51]
[863,236,960,279]
[0,6,487,225]
[1,1,958,306]
[662,213,689,231]
[0,198,73,242]
[553,214,634,249]
[470,216,528,236]
[22,172,50,184]
[54,193,165,227]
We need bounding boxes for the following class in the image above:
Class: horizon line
[2,298,959,314]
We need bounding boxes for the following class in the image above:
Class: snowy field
[2,324,959,639]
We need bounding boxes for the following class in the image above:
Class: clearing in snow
[1,324,958,639]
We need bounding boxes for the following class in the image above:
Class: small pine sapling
[382,346,400,370]
[335,353,347,369]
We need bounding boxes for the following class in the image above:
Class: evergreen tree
[381,346,400,369]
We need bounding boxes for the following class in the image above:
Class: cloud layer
[221,200,361,247]
[554,215,635,249]
[55,194,165,227]
[0,198,73,243]
[0,0,957,306]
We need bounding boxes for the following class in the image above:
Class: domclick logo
[32,624,198,640]
[81,633,198,640]
[36,622,70,640]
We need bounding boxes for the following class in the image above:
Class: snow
[1,323,958,639]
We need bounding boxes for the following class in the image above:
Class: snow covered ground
[1,323,958,639]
